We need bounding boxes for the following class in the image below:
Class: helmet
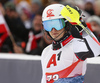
[42,4,82,41]
[42,4,65,21]
[42,4,68,41]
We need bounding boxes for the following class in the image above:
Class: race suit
[41,31,100,83]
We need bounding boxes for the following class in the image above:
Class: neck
[52,32,73,50]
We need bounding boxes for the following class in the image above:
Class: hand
[70,23,82,38]
[72,6,86,32]
[13,43,24,53]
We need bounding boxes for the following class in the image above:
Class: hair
[4,1,16,11]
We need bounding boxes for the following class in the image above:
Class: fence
[0,53,100,83]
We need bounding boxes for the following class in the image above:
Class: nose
[51,28,57,32]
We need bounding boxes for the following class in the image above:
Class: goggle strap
[64,20,68,22]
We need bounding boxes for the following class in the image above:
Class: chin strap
[43,29,53,40]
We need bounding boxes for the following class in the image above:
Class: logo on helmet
[47,9,55,17]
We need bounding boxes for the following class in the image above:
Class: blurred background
[0,0,100,83]
[0,0,100,55]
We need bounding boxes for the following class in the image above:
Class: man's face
[31,3,40,13]
[85,2,93,10]
[6,8,18,19]
[94,2,100,16]
[49,28,65,41]
[33,15,42,31]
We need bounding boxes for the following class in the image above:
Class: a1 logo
[47,51,62,68]
[47,54,57,68]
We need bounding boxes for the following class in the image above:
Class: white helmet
[42,4,65,21]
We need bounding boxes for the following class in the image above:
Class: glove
[66,6,83,38]
[66,21,82,38]
[70,23,82,38]
[72,6,87,33]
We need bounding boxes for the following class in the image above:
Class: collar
[52,32,73,50]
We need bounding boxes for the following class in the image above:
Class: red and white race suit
[41,31,100,83]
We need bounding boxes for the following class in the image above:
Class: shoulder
[41,44,52,58]
[72,38,86,45]
[72,38,89,52]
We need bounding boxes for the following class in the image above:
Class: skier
[41,4,100,83]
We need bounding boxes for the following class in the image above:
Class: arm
[82,30,100,57]
[41,72,46,83]
[70,20,100,60]
[41,60,46,83]
[41,50,46,83]
[65,6,100,59]
[73,37,100,61]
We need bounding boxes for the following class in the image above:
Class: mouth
[52,33,58,35]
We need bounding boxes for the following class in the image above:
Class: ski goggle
[42,19,65,31]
